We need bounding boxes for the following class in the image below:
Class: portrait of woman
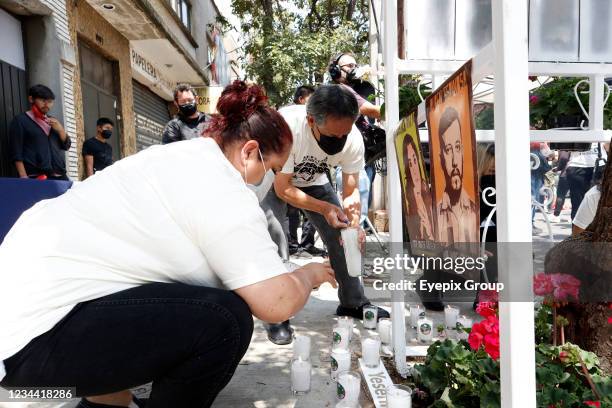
[402,133,435,242]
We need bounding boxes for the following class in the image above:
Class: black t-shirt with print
[82,137,113,172]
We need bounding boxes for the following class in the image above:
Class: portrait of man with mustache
[435,106,478,244]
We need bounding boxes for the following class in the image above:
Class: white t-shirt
[0,137,287,372]
[279,104,365,187]
[568,143,607,168]
[572,185,601,229]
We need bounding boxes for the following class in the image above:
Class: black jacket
[162,113,209,144]
[9,112,71,176]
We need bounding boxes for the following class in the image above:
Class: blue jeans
[531,174,544,221]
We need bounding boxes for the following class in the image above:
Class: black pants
[554,174,570,216]
[1,283,254,408]
[287,205,316,249]
[566,166,594,219]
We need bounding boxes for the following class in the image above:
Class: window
[168,0,191,31]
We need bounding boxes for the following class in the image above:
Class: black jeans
[554,174,570,216]
[287,205,316,249]
[1,283,254,408]
[566,166,594,219]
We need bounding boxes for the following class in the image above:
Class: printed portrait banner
[394,111,436,254]
[426,60,480,248]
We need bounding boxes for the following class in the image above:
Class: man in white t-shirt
[273,85,390,323]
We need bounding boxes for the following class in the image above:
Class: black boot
[265,320,294,345]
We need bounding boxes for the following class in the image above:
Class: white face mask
[244,148,267,186]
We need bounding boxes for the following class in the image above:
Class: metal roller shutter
[132,80,171,151]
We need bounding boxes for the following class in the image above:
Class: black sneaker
[336,303,390,321]
[304,246,328,257]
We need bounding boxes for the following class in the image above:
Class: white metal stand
[381,0,612,406]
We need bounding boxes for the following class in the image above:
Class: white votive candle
[291,358,311,394]
[333,324,350,350]
[456,315,473,340]
[377,318,392,345]
[445,305,459,329]
[338,316,354,341]
[341,227,362,277]
[417,317,433,343]
[331,348,351,381]
[386,384,412,408]
[361,337,381,368]
[363,304,378,329]
[409,304,424,328]
[293,334,311,361]
[337,371,361,404]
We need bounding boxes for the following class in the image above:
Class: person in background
[550,150,571,223]
[572,182,602,235]
[572,143,609,235]
[477,143,496,241]
[82,118,114,179]
[0,81,335,408]
[328,52,381,120]
[9,84,71,180]
[162,84,208,144]
[566,143,608,220]
[530,142,552,224]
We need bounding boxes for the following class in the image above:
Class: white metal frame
[382,1,611,406]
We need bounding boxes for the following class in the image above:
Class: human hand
[298,261,337,289]
[322,203,349,228]
[46,117,64,133]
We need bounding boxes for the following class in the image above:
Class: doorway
[79,41,121,162]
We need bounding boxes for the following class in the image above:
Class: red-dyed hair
[205,81,293,156]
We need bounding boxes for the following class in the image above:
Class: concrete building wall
[70,0,137,178]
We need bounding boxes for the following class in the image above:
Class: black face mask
[178,102,198,117]
[101,129,112,139]
[314,130,348,155]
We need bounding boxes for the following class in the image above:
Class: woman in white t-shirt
[0,81,335,408]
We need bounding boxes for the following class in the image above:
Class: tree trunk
[544,139,612,374]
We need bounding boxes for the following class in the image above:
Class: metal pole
[382,0,407,376]
[492,1,537,407]
[589,75,606,131]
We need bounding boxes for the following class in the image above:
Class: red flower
[534,273,553,296]
[476,303,497,318]
[530,95,539,104]
[468,330,484,350]
[550,273,580,301]
[559,351,570,363]
[484,334,500,360]
[584,402,600,408]
[468,316,500,360]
